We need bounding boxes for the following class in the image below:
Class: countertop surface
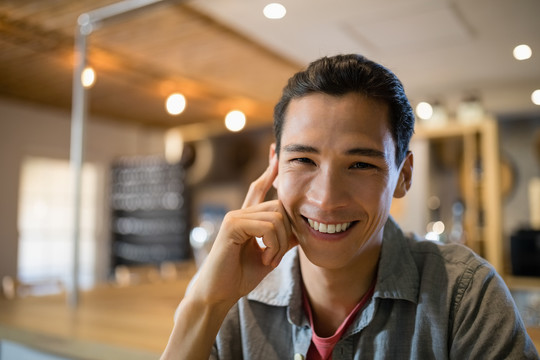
[0,263,539,359]
[0,262,196,360]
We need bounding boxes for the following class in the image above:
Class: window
[17,157,98,295]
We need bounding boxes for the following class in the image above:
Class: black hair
[273,54,414,166]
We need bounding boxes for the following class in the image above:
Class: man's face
[273,92,412,270]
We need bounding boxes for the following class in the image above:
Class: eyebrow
[282,144,386,158]
[346,148,386,159]
[282,144,318,153]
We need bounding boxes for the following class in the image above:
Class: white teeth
[307,219,351,234]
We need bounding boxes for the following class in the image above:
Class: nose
[305,166,348,210]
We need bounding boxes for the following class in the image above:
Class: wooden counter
[0,262,538,358]
[0,263,196,360]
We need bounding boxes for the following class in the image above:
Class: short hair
[273,54,415,166]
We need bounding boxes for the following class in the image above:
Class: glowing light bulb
[225,110,246,132]
[263,3,286,19]
[513,44,532,60]
[532,89,540,105]
[416,102,433,120]
[166,93,186,115]
[81,67,96,88]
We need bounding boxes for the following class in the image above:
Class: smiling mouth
[305,217,355,234]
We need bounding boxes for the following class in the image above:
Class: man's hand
[188,154,296,306]
[161,153,297,360]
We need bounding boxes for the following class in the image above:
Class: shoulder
[406,235,498,289]
[380,218,494,290]
[379,218,502,305]
[407,235,489,271]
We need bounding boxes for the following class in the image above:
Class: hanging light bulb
[166,93,186,115]
[225,110,246,132]
[81,66,96,88]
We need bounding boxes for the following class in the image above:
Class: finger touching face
[269,143,279,190]
[242,153,278,209]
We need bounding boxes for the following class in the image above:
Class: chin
[298,242,357,270]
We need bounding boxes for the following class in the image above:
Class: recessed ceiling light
[263,3,286,19]
[513,44,532,60]
[532,89,540,105]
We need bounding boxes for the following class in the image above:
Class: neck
[299,243,380,337]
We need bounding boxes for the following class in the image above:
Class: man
[161,54,538,359]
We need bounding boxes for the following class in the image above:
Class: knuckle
[262,221,275,234]
[249,178,264,191]
[223,211,238,223]
[271,212,283,227]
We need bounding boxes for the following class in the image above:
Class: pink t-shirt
[302,281,375,360]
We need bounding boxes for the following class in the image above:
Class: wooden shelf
[504,275,540,291]
[414,121,485,139]
[412,118,504,273]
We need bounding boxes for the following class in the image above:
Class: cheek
[351,177,394,207]
[277,171,306,208]
[277,172,296,200]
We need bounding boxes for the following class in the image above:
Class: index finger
[242,154,278,209]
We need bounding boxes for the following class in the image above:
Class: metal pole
[68,0,178,308]
[68,27,87,308]
[81,0,168,27]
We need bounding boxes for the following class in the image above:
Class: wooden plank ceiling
[0,0,301,129]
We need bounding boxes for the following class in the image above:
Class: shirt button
[294,354,304,360]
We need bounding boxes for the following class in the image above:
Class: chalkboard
[110,155,191,267]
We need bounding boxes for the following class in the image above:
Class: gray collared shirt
[209,219,539,359]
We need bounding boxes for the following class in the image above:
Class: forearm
[160,155,293,359]
[160,295,233,360]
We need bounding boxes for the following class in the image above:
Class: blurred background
[0,0,539,358]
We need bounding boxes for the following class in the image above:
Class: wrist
[177,291,236,323]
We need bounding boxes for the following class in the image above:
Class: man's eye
[291,157,315,165]
[350,162,376,170]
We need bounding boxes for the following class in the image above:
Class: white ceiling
[191,0,540,118]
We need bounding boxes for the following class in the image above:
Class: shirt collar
[374,217,419,304]
[247,247,306,326]
[246,217,420,313]
[247,247,301,306]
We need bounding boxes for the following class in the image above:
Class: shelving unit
[504,275,540,291]
[413,118,504,274]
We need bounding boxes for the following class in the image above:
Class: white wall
[0,97,166,283]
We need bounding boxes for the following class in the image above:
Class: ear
[393,151,413,198]
[269,143,279,189]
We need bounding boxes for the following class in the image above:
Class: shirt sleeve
[210,302,243,360]
[449,262,539,359]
